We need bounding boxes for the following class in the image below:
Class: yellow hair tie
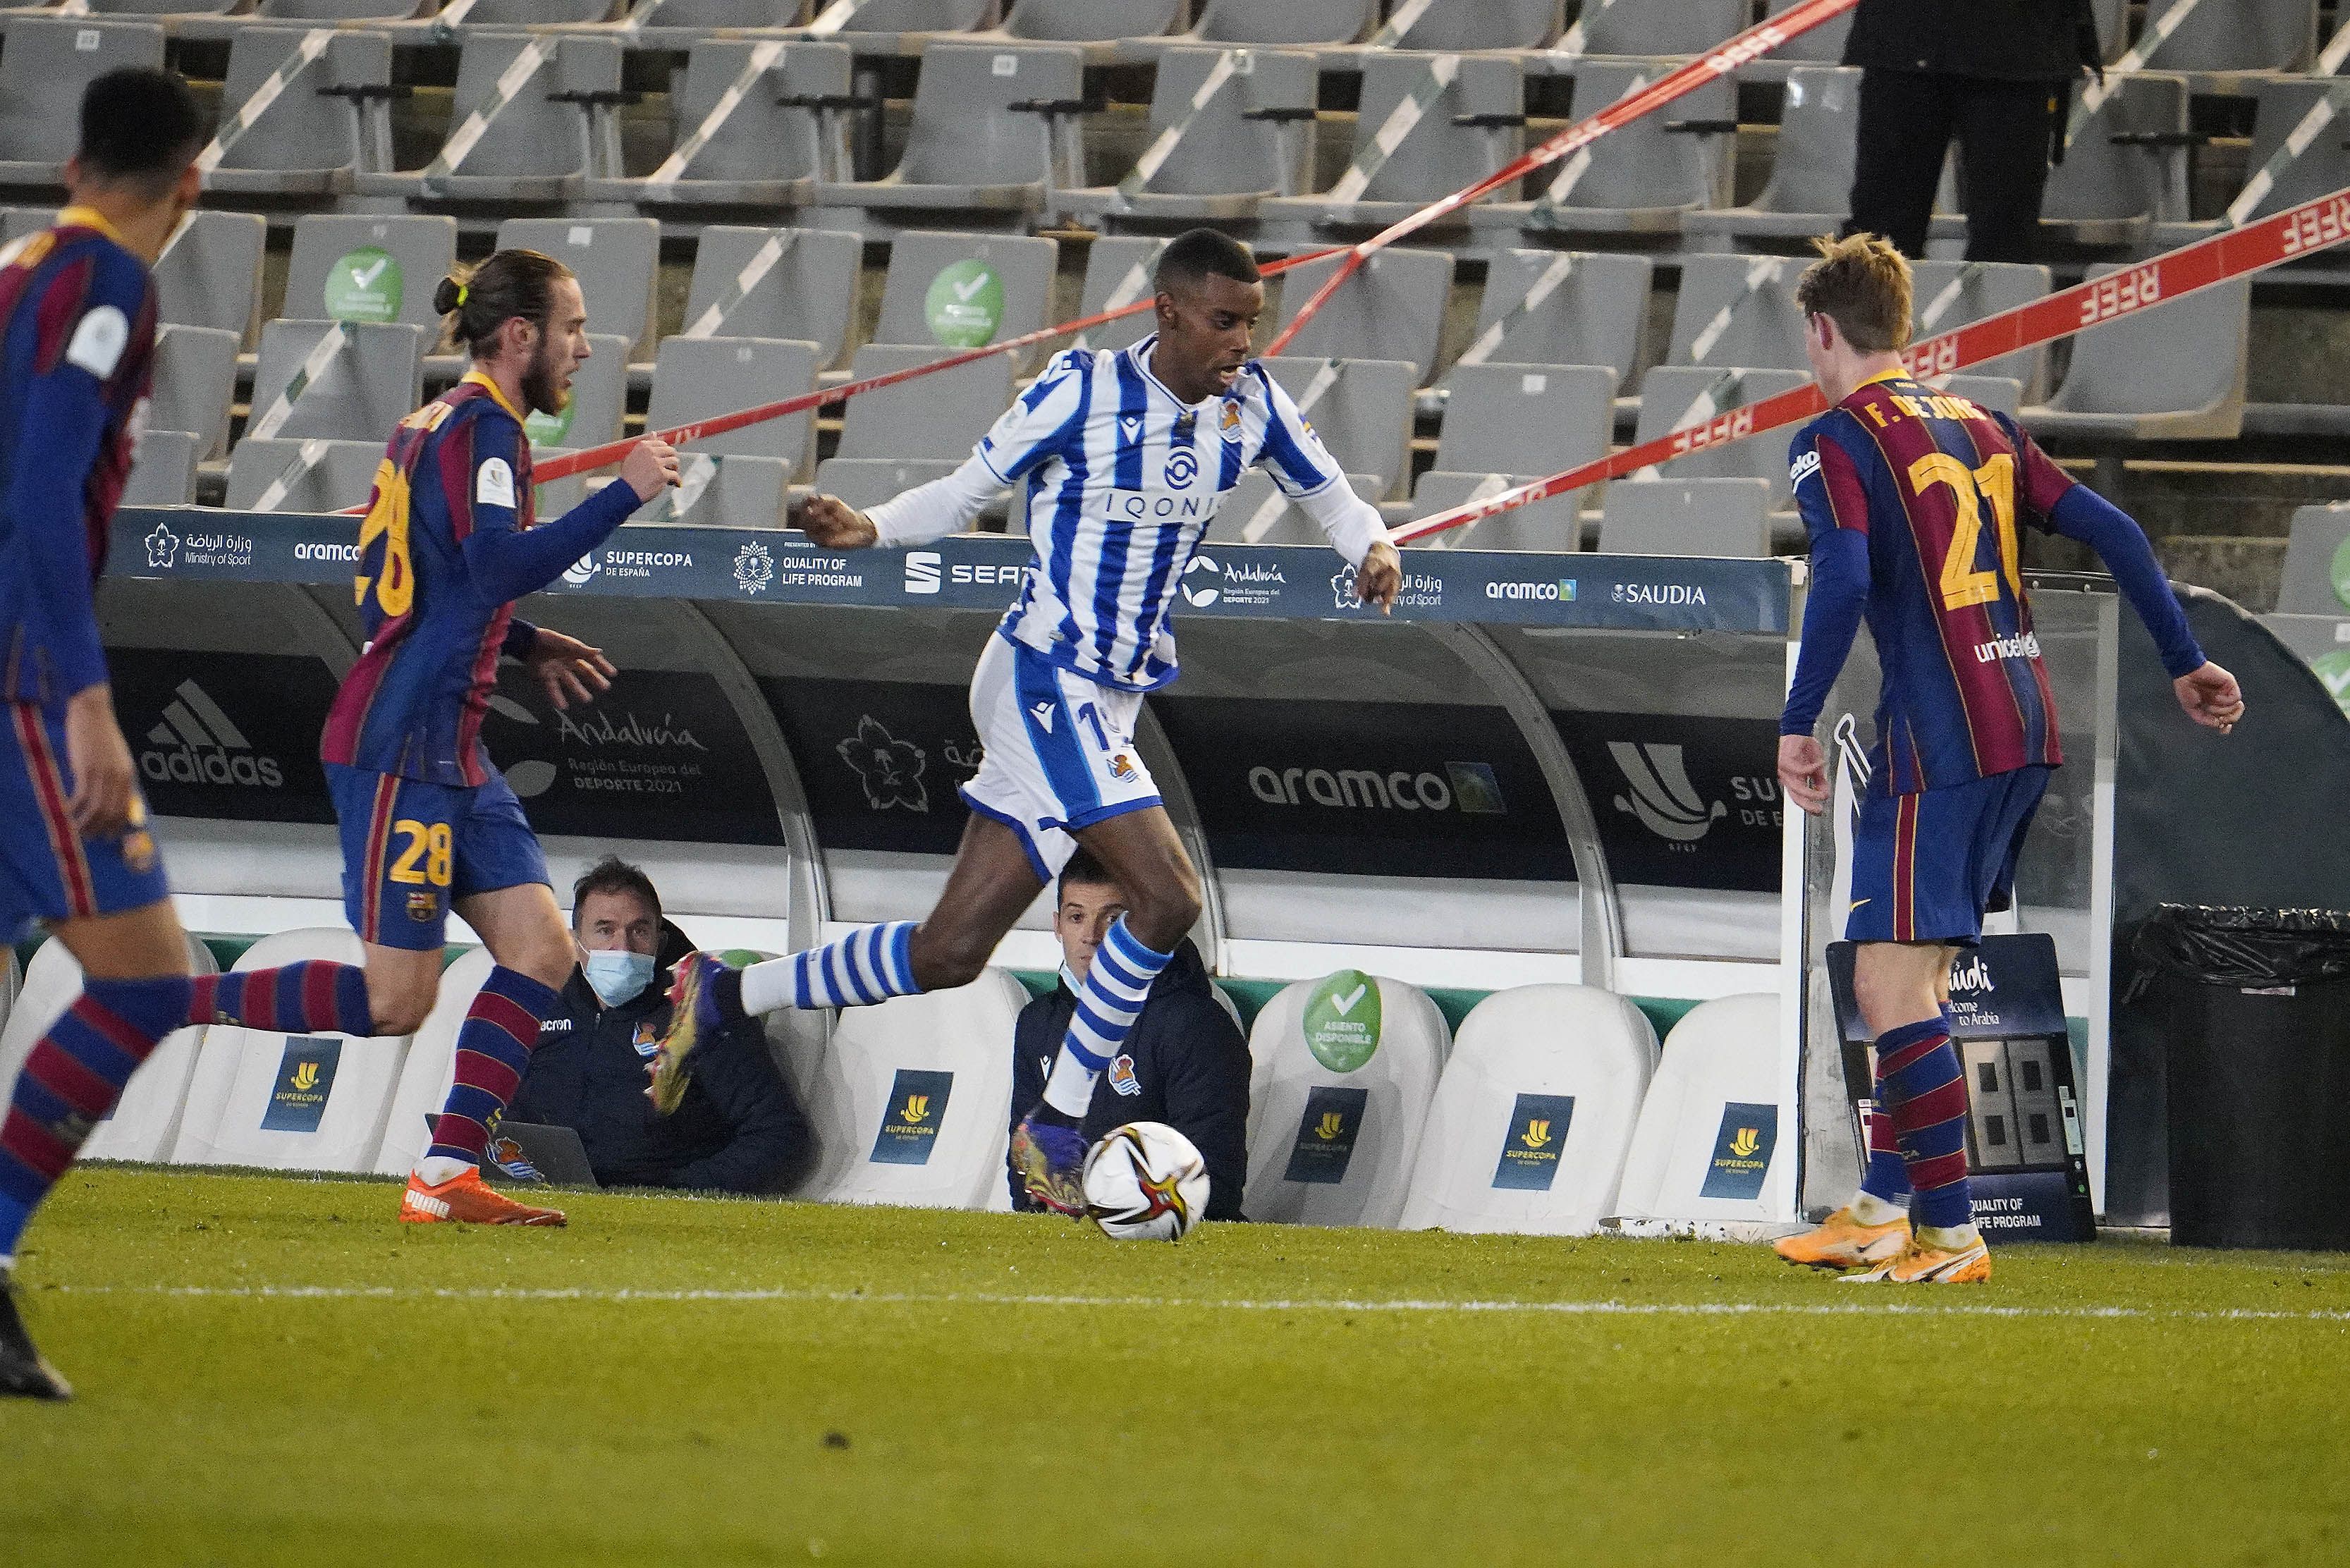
[455,282,469,307]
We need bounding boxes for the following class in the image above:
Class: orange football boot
[1840,1234,1992,1285]
[1774,1206,1912,1270]
[400,1165,566,1226]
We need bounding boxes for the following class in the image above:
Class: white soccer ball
[1081,1121,1210,1242]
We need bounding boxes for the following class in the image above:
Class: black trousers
[1844,68,2067,263]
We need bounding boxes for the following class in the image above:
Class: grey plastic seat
[1511,61,1733,235]
[816,42,1082,224]
[1405,470,1584,552]
[70,1,238,15]
[809,456,965,515]
[1941,374,2024,417]
[1206,468,1386,546]
[148,324,240,459]
[792,0,989,42]
[0,206,44,240]
[990,0,1182,61]
[1263,52,1523,231]
[356,33,620,204]
[1268,248,1454,385]
[199,27,392,199]
[123,428,201,506]
[833,343,1015,463]
[1665,253,1810,371]
[1254,356,1418,500]
[1630,366,1811,506]
[1907,259,2052,397]
[1553,0,1744,59]
[527,333,630,450]
[1062,46,1317,225]
[494,217,659,359]
[641,453,791,527]
[2170,76,2350,240]
[1070,234,1168,353]
[1180,0,1375,47]
[1744,0,1854,80]
[253,1,432,18]
[1411,363,1615,551]
[1372,0,1561,51]
[0,19,164,190]
[870,231,1058,370]
[224,436,387,513]
[678,225,859,366]
[1938,73,2188,252]
[435,0,620,26]
[2277,504,2350,616]
[1684,66,1861,247]
[620,1,808,47]
[2125,0,2315,81]
[283,214,458,331]
[2024,269,2248,441]
[246,319,426,446]
[153,211,266,345]
[1448,248,1651,384]
[611,38,849,209]
[1598,478,1773,558]
[644,336,821,479]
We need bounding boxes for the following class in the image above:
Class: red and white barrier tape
[1395,185,2350,546]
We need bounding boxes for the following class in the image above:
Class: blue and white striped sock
[1042,918,1174,1117]
[739,921,920,1014]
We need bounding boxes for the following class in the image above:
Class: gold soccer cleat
[1839,1235,1992,1285]
[1773,1207,1913,1270]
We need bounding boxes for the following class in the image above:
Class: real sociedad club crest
[1164,447,1198,489]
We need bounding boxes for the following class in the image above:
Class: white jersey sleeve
[974,350,1090,486]
[1244,365,1385,566]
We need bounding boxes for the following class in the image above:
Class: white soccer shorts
[960,631,1163,880]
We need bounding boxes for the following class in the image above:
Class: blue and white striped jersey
[972,335,1369,691]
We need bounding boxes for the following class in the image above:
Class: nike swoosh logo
[1848,898,1872,912]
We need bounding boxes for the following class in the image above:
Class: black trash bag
[2126,905,2350,997]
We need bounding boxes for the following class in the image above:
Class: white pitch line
[39,1283,2350,1324]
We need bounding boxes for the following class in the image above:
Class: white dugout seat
[1613,993,1787,1229]
[1398,984,1656,1236]
[794,967,1028,1211]
[1242,972,1450,1228]
[372,945,498,1179]
[171,929,411,1174]
[0,935,217,1165]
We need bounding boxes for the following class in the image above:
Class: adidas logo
[140,679,285,788]
[403,1188,451,1219]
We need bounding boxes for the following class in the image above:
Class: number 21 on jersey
[1909,451,2021,613]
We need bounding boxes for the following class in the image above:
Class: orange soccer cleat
[1840,1234,1992,1285]
[399,1165,566,1227]
[1773,1207,1912,1270]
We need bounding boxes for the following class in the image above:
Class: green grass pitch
[5,1168,2347,1567]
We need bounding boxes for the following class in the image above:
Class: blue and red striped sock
[1858,1004,1957,1206]
[1876,1014,1973,1232]
[190,962,373,1037]
[0,974,190,1259]
[422,966,555,1175]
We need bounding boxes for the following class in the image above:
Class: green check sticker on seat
[323,247,401,323]
[1304,969,1381,1073]
[925,259,1003,348]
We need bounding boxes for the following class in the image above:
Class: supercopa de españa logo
[733,541,774,594]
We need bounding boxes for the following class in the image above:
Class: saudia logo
[1948,954,1993,994]
[140,679,286,788]
[1608,741,1725,845]
[1611,582,1708,606]
[1248,761,1507,814]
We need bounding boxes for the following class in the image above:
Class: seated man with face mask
[506,857,810,1194]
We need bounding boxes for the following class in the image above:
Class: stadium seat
[1371,0,1562,51]
[1682,66,1861,247]
[1397,984,1656,1235]
[2124,0,2316,81]
[124,428,203,505]
[646,453,792,527]
[1907,259,2052,399]
[624,1,812,49]
[1742,0,1855,82]
[283,214,458,331]
[1550,0,1744,59]
[252,1,434,20]
[1060,46,1317,226]
[0,18,164,192]
[71,1,238,17]
[1446,247,1652,385]
[1412,363,1612,550]
[790,0,991,47]
[1597,477,1773,558]
[1261,52,1523,233]
[1070,234,1168,353]
[355,33,620,206]
[2029,73,2191,251]
[870,230,1058,370]
[149,323,241,459]
[1940,374,2024,417]
[153,210,267,345]
[0,204,45,240]
[2024,269,2249,441]
[1613,993,1788,1227]
[169,928,414,1175]
[832,343,1015,463]
[792,968,1029,1209]
[987,0,1184,60]
[1510,61,1734,237]
[2160,76,2349,244]
[1171,0,1373,48]
[528,332,630,449]
[1406,470,1584,553]
[225,436,386,512]
[1665,253,1809,372]
[1254,355,1417,501]
[644,336,822,477]
[1268,247,1454,385]
[813,42,1084,228]
[1628,366,1811,508]
[445,0,623,25]
[0,935,217,1167]
[607,38,850,210]
[678,225,860,367]
[2275,504,2350,617]
[245,318,427,445]
[494,216,659,359]
[198,25,393,200]
[808,457,969,516]
[1242,972,1450,1228]
[370,946,496,1180]
[1203,467,1388,546]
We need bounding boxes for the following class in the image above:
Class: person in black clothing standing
[1007,849,1249,1219]
[506,857,809,1194]
[1842,0,2105,262]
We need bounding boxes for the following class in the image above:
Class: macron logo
[1029,701,1055,733]
[905,551,942,594]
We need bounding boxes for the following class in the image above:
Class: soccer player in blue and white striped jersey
[657,229,1402,1213]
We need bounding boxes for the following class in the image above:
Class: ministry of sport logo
[1332,563,1443,611]
[140,678,286,788]
[1608,741,1725,845]
[145,519,180,569]
[838,715,928,812]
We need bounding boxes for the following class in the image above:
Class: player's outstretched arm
[460,431,679,606]
[807,451,1011,551]
[2045,482,2244,734]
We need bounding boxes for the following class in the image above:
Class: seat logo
[1608,741,1727,844]
[905,550,942,594]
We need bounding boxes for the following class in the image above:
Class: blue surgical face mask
[583,948,655,1007]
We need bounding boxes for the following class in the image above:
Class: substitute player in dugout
[1771,234,2244,1284]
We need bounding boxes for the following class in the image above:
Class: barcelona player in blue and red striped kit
[319,251,677,1227]
[1772,235,2244,1283]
